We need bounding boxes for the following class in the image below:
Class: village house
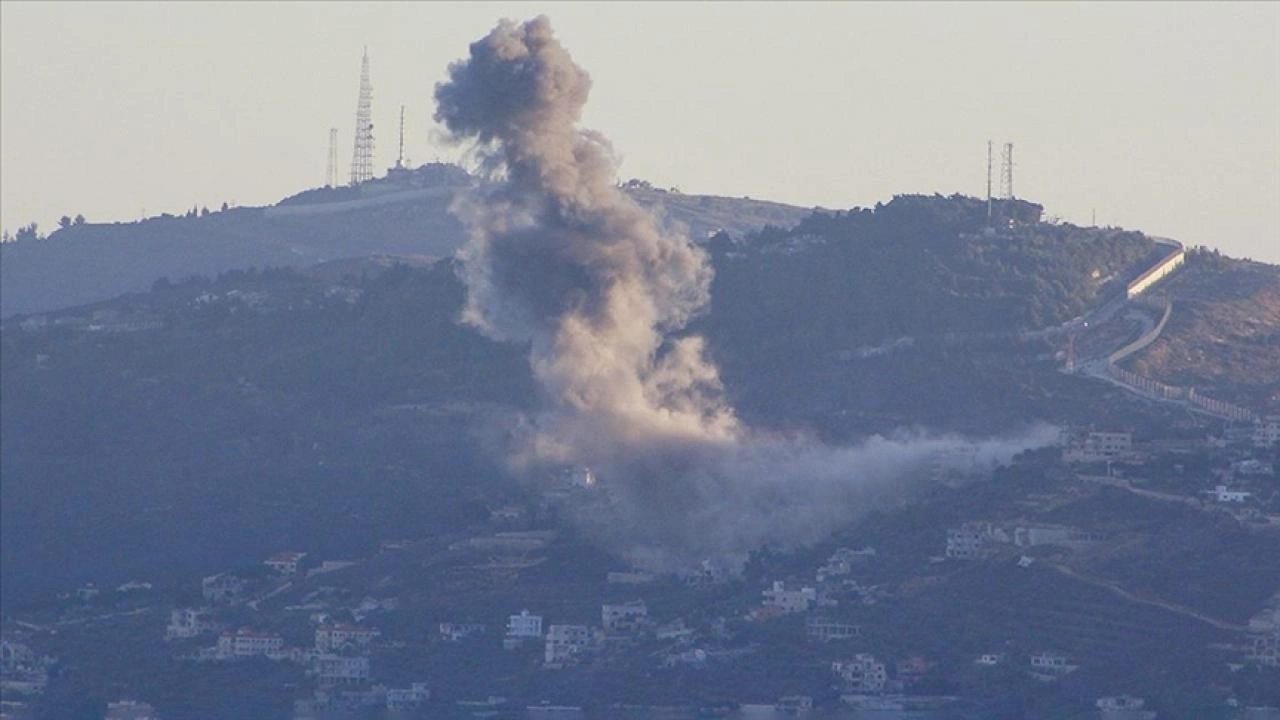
[655,618,695,642]
[439,622,486,642]
[1206,485,1252,503]
[384,682,431,710]
[776,696,814,713]
[762,581,817,614]
[104,699,161,720]
[607,570,656,585]
[975,653,1005,665]
[1253,417,1280,448]
[1097,695,1147,711]
[544,624,591,666]
[217,628,284,658]
[832,654,887,693]
[315,623,380,652]
[1029,651,1078,679]
[806,617,861,642]
[896,656,934,687]
[264,551,307,575]
[504,610,543,649]
[201,573,246,604]
[816,546,876,583]
[946,522,1007,559]
[1063,430,1133,463]
[1013,525,1104,549]
[1248,630,1279,667]
[601,600,648,633]
[165,608,213,640]
[312,653,371,685]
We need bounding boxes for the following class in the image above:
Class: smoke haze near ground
[435,16,1057,568]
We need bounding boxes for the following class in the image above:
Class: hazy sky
[2,2,1277,262]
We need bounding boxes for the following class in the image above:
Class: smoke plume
[435,17,1056,569]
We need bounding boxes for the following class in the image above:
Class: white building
[975,653,1005,666]
[544,624,591,666]
[1029,651,1077,678]
[439,622,486,642]
[946,523,998,559]
[816,547,876,583]
[1097,695,1146,711]
[165,608,213,640]
[105,700,161,720]
[806,617,860,642]
[264,551,306,575]
[312,653,371,684]
[1253,417,1280,448]
[1248,630,1279,667]
[601,600,648,633]
[504,610,543,649]
[1207,485,1252,503]
[217,628,284,658]
[385,682,431,710]
[832,654,887,693]
[315,623,380,652]
[762,581,817,613]
[1013,525,1104,549]
[1063,431,1133,463]
[201,573,245,604]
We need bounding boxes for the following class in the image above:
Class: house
[1247,630,1279,667]
[314,623,380,652]
[946,523,1003,559]
[762,581,817,613]
[776,696,813,713]
[489,505,526,524]
[264,551,307,575]
[896,656,933,686]
[1013,525,1104,549]
[832,654,887,693]
[1253,417,1280,448]
[806,617,860,642]
[384,682,430,710]
[544,625,591,666]
[975,653,1005,666]
[1206,485,1252,504]
[607,570,656,585]
[1029,651,1077,679]
[601,600,648,633]
[165,608,213,640]
[104,700,160,720]
[439,622,486,642]
[504,610,543,649]
[1063,431,1133,462]
[1233,459,1274,477]
[201,573,245,604]
[817,547,876,582]
[662,648,707,668]
[312,653,370,684]
[655,618,695,642]
[1097,695,1146,711]
[217,628,284,658]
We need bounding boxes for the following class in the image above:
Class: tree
[59,215,72,229]
[74,213,86,225]
[221,202,229,212]
[14,222,41,242]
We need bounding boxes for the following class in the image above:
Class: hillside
[1121,251,1280,414]
[0,166,811,318]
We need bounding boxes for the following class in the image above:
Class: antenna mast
[1000,142,1014,200]
[396,105,406,170]
[349,47,375,185]
[986,140,993,225]
[325,128,338,187]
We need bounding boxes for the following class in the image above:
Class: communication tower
[395,105,406,170]
[986,140,994,224]
[1000,142,1014,200]
[349,48,375,185]
[325,128,338,187]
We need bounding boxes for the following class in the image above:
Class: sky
[2,2,1278,262]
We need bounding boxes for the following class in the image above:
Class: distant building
[1253,417,1280,448]
[806,617,860,642]
[832,654,887,693]
[817,547,876,582]
[165,608,213,640]
[544,625,591,666]
[601,600,648,633]
[1013,525,1104,549]
[505,610,543,649]
[1248,630,1279,667]
[896,655,934,686]
[975,653,1005,666]
[312,654,371,684]
[105,700,161,720]
[439,622,486,642]
[1206,485,1252,503]
[384,682,431,710]
[776,696,813,713]
[201,573,245,604]
[1063,431,1133,463]
[264,551,306,575]
[946,523,1006,559]
[314,624,380,652]
[1029,651,1077,679]
[217,628,284,658]
[607,570,656,585]
[762,581,817,614]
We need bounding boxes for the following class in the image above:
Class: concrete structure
[439,622,486,642]
[1254,417,1280,448]
[217,628,284,658]
[314,624,380,652]
[601,600,648,633]
[1029,651,1077,678]
[312,654,371,684]
[806,617,861,642]
[1126,240,1185,299]
[264,551,306,575]
[104,700,161,720]
[1064,431,1133,462]
[504,610,543,649]
[832,654,887,693]
[1013,525,1104,549]
[544,625,591,666]
[385,683,431,710]
[165,608,212,640]
[1207,485,1252,503]
[762,581,817,613]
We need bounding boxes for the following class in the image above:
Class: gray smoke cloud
[435,16,1057,569]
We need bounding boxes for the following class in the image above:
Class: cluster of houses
[945,521,1105,560]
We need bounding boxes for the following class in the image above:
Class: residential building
[505,610,543,649]
[312,654,370,684]
[314,624,380,652]
[607,570,656,585]
[975,653,1005,666]
[896,656,933,686]
[544,625,591,666]
[201,573,245,604]
[1207,485,1253,503]
[104,700,160,720]
[776,696,814,713]
[601,600,648,633]
[385,683,431,710]
[165,608,212,640]
[1064,431,1133,462]
[1029,651,1077,679]
[946,523,999,559]
[1097,696,1146,711]
[806,617,860,642]
[816,547,875,583]
[762,581,816,614]
[217,628,284,658]
[832,654,887,693]
[264,551,306,575]
[1013,525,1104,549]
[1248,630,1279,667]
[1254,417,1280,448]
[439,623,486,642]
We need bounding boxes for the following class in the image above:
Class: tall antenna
[986,140,993,224]
[395,105,406,169]
[1000,142,1014,200]
[325,128,338,187]
[349,47,375,185]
